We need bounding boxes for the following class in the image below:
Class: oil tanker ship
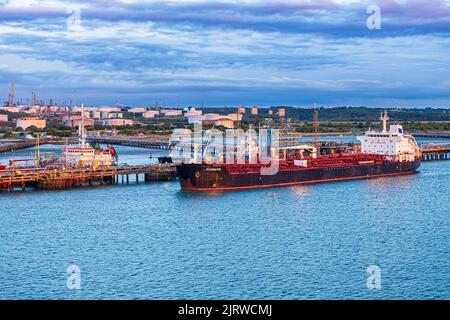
[177,111,421,191]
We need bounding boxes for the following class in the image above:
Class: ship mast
[35,132,40,168]
[79,103,86,146]
[380,109,389,133]
[313,103,319,153]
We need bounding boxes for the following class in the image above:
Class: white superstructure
[62,104,116,167]
[357,110,420,162]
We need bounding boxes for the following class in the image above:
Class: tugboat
[62,104,117,168]
[177,110,421,191]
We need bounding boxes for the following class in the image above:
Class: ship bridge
[357,110,420,161]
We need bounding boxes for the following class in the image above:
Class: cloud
[1,1,450,35]
[0,1,449,107]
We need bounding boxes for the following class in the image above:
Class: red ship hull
[177,155,421,191]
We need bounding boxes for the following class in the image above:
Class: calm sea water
[0,140,449,299]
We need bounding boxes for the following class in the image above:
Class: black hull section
[177,160,421,191]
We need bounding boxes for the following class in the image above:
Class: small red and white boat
[62,104,117,168]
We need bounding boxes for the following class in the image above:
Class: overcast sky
[0,0,449,107]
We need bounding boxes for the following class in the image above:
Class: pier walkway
[87,137,171,150]
[411,132,450,139]
[420,143,450,161]
[0,139,75,153]
[0,139,48,153]
[0,164,176,192]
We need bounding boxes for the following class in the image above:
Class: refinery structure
[1,82,286,131]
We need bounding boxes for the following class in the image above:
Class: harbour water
[0,140,449,299]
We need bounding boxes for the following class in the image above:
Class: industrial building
[16,118,46,130]
[100,119,134,127]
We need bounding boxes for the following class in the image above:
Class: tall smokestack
[10,81,14,106]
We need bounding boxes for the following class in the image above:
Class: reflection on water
[0,143,449,299]
[290,185,309,198]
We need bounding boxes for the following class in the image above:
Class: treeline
[202,106,450,122]
[402,121,450,132]
[293,121,450,133]
[293,107,450,122]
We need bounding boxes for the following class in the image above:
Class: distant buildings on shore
[0,114,8,123]
[1,98,287,130]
